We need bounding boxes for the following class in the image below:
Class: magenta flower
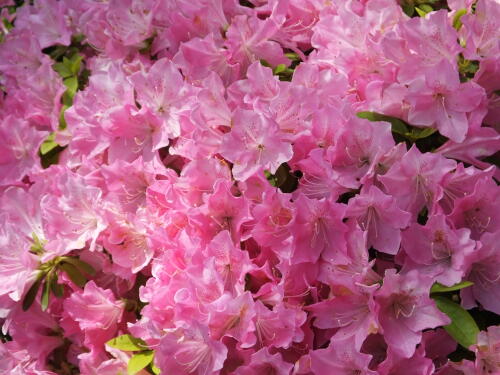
[406,59,485,142]
[291,194,348,264]
[220,109,293,181]
[380,145,456,216]
[309,337,377,375]
[130,58,198,141]
[156,324,228,375]
[461,231,500,314]
[401,214,476,286]
[374,270,450,358]
[347,185,411,255]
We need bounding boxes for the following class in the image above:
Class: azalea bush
[0,0,499,374]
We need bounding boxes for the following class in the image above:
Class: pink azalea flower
[224,3,289,72]
[406,59,485,142]
[448,177,500,240]
[104,209,154,274]
[377,346,435,375]
[251,189,295,249]
[208,291,256,347]
[233,348,293,375]
[202,179,253,241]
[401,214,476,286]
[461,0,500,60]
[436,127,500,175]
[220,109,293,181]
[129,58,198,141]
[290,195,348,264]
[41,170,107,255]
[0,31,45,78]
[203,230,255,294]
[307,283,379,349]
[15,0,72,49]
[309,337,377,374]
[438,163,495,215]
[347,185,411,255]
[0,116,47,186]
[380,145,456,216]
[0,186,44,301]
[328,116,395,189]
[174,33,240,85]
[253,300,304,349]
[399,10,462,67]
[473,326,500,374]
[461,231,500,314]
[155,324,228,375]
[374,269,450,358]
[63,281,124,332]
[105,0,156,47]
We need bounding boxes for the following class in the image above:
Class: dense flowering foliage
[0,0,499,374]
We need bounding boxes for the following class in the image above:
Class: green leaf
[50,271,64,298]
[357,111,438,142]
[357,111,409,135]
[40,133,60,155]
[408,126,437,141]
[402,3,415,17]
[59,104,69,129]
[60,257,96,276]
[431,281,474,294]
[53,61,73,78]
[41,278,51,311]
[274,64,287,74]
[60,262,87,288]
[151,362,161,375]
[63,76,78,99]
[433,296,480,349]
[22,272,45,311]
[106,334,148,351]
[264,170,278,187]
[453,9,467,30]
[68,54,83,76]
[30,232,46,254]
[128,351,154,375]
[416,4,433,16]
[259,59,271,68]
[285,52,300,61]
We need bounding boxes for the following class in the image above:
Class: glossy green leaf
[59,104,69,129]
[453,9,467,30]
[60,257,96,276]
[433,296,479,349]
[40,133,59,155]
[151,362,161,375]
[41,278,51,311]
[106,334,148,351]
[68,54,83,76]
[431,281,474,294]
[357,111,437,142]
[22,272,45,311]
[409,126,436,140]
[50,271,64,298]
[416,4,433,16]
[60,262,87,288]
[357,111,409,135]
[402,3,414,17]
[30,232,46,254]
[128,351,154,375]
[274,64,287,74]
[53,61,73,78]
[285,52,300,61]
[63,76,78,99]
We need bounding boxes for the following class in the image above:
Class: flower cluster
[0,0,499,374]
